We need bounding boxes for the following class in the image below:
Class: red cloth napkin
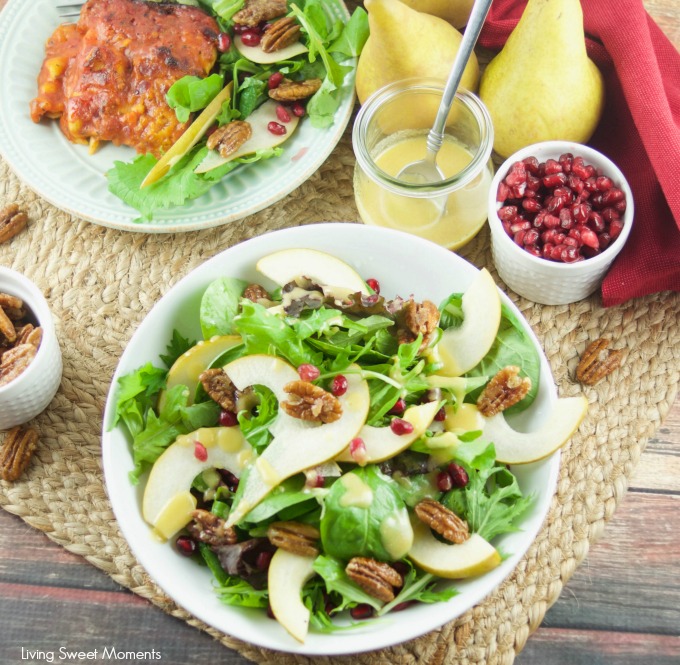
[478,0,680,306]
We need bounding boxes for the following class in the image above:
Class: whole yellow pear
[479,0,604,158]
[397,0,474,29]
[356,0,480,105]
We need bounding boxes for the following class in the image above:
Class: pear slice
[140,81,234,187]
[436,268,501,377]
[482,395,588,464]
[223,355,370,526]
[194,100,301,174]
[335,400,440,463]
[142,427,253,540]
[408,520,501,579]
[158,335,242,411]
[234,36,308,64]
[256,248,370,294]
[444,402,486,434]
[268,548,316,643]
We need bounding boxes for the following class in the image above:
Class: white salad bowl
[102,223,561,654]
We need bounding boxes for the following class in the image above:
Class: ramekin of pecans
[487,141,634,305]
[0,267,62,430]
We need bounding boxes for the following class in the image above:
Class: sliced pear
[194,100,301,174]
[268,548,316,643]
[436,269,501,377]
[335,400,440,463]
[141,82,234,187]
[482,395,588,464]
[234,36,308,64]
[408,520,501,579]
[256,248,370,294]
[142,426,253,540]
[158,335,242,411]
[444,402,486,433]
[223,355,370,526]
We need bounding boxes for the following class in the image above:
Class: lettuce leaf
[200,277,249,338]
[166,74,224,122]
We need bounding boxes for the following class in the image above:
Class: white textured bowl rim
[0,266,55,397]
[488,141,634,271]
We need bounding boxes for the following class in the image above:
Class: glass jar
[352,79,495,250]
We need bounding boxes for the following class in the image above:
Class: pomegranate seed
[512,183,527,198]
[350,604,375,620]
[544,158,563,175]
[522,156,540,174]
[392,561,409,578]
[331,374,348,396]
[598,232,612,249]
[584,176,599,192]
[572,203,591,224]
[267,121,286,136]
[609,218,624,240]
[268,71,284,89]
[275,105,291,123]
[542,173,567,188]
[498,205,518,223]
[257,20,269,33]
[233,23,250,34]
[559,208,574,228]
[522,198,541,213]
[550,244,566,261]
[217,32,231,52]
[563,236,579,247]
[580,228,600,249]
[581,246,600,258]
[298,363,320,381]
[614,198,627,213]
[436,471,453,492]
[366,277,380,294]
[256,550,273,571]
[389,398,406,415]
[390,418,414,436]
[447,463,469,488]
[175,535,197,557]
[510,220,531,233]
[562,246,580,263]
[572,158,589,179]
[497,181,512,202]
[546,195,567,213]
[533,210,548,228]
[553,186,573,202]
[602,207,620,223]
[524,228,539,245]
[502,221,513,235]
[602,188,625,205]
[568,227,582,242]
[391,601,416,612]
[525,244,542,257]
[349,437,368,465]
[291,102,306,117]
[194,440,208,462]
[220,469,239,492]
[590,193,604,209]
[542,242,555,258]
[542,229,559,244]
[585,165,597,178]
[513,230,526,246]
[240,29,261,47]
[219,409,238,427]
[568,175,585,194]
[558,152,574,170]
[504,162,527,187]
[596,175,614,191]
[554,232,567,244]
[543,214,560,229]
[434,406,446,421]
[588,211,605,232]
[526,174,541,191]
[325,601,337,616]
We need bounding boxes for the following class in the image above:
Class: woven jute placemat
[1,118,679,664]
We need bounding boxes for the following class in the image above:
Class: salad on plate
[111,248,587,643]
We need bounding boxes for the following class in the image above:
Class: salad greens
[113,258,538,636]
[106,0,368,221]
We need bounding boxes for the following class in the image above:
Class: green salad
[112,249,545,643]
[107,0,368,221]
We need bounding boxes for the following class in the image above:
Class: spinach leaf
[166,74,224,123]
[320,466,410,561]
[328,6,369,57]
[200,277,249,338]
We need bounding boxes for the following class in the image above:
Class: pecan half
[0,306,16,343]
[0,426,39,482]
[186,509,238,547]
[0,293,24,311]
[477,365,531,417]
[199,368,238,411]
[0,343,37,387]
[269,78,323,102]
[576,338,624,385]
[233,0,287,26]
[345,557,403,603]
[206,120,252,159]
[415,498,469,544]
[243,283,270,303]
[267,520,320,557]
[396,299,440,350]
[0,204,29,244]
[261,16,301,52]
[16,324,42,349]
[280,380,342,423]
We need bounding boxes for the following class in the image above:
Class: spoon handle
[426,0,494,157]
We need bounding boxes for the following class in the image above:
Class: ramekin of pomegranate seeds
[487,141,633,305]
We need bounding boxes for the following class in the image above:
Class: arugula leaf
[166,74,224,123]
[237,385,277,453]
[236,75,268,118]
[200,277,249,338]
[160,329,196,368]
[313,555,383,611]
[443,441,534,542]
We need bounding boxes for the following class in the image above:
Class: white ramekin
[0,267,62,430]
[488,141,634,305]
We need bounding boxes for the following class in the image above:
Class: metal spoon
[397,0,493,187]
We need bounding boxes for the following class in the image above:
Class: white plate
[102,223,560,654]
[0,0,355,233]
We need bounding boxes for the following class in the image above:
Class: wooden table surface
[1,1,678,664]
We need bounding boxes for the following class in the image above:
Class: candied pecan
[576,338,624,386]
[17,324,42,349]
[396,299,440,349]
[269,78,323,102]
[0,306,16,343]
[0,426,39,482]
[477,365,531,417]
[199,368,238,411]
[0,343,37,387]
[243,283,270,303]
[0,293,23,311]
[261,16,301,52]
[345,557,403,603]
[206,120,252,159]
[267,521,320,557]
[186,508,238,547]
[233,0,287,26]
[415,498,469,544]
[281,380,342,423]
[0,204,29,244]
